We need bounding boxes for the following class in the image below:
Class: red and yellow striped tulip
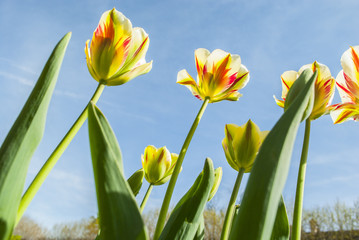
[274,61,335,120]
[85,8,152,86]
[331,46,359,124]
[177,48,249,103]
[141,145,179,185]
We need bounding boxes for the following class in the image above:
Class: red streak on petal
[132,36,149,60]
[203,64,207,77]
[194,94,203,100]
[226,72,237,87]
[351,47,359,73]
[281,76,290,90]
[335,110,352,124]
[232,71,249,87]
[343,72,359,98]
[178,80,196,85]
[195,56,201,74]
[337,81,356,102]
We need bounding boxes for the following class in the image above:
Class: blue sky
[1,0,359,228]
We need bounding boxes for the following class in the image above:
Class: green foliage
[270,196,289,240]
[0,33,71,240]
[193,216,205,240]
[229,70,317,240]
[87,102,148,240]
[159,158,214,240]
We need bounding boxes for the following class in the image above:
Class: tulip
[141,145,178,185]
[177,48,249,103]
[222,120,269,173]
[85,8,152,86]
[274,61,335,120]
[331,46,359,124]
[220,120,268,240]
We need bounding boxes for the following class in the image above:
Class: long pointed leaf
[0,33,71,240]
[88,102,147,240]
[229,70,317,239]
[159,158,214,240]
[271,196,289,240]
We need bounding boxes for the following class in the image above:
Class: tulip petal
[274,95,285,108]
[280,70,298,99]
[106,61,152,86]
[220,66,250,95]
[205,49,230,74]
[121,27,149,72]
[341,46,359,87]
[229,54,242,74]
[177,69,202,100]
[233,120,261,172]
[85,40,100,81]
[195,48,210,81]
[331,103,359,124]
[335,70,357,104]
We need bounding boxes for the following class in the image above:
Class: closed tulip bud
[208,167,222,201]
[85,8,152,86]
[141,146,179,185]
[222,120,269,173]
[127,168,145,197]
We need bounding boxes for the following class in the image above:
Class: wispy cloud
[0,71,34,86]
[310,174,359,187]
[54,89,86,100]
[0,57,38,75]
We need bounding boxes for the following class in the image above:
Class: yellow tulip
[331,46,359,124]
[141,146,179,185]
[85,8,152,86]
[177,48,249,103]
[222,120,269,173]
[274,61,335,120]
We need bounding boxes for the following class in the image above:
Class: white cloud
[0,71,34,86]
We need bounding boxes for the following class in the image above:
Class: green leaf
[193,215,205,240]
[88,102,148,240]
[159,158,214,240]
[229,70,317,240]
[127,168,145,197]
[0,32,71,240]
[270,196,289,240]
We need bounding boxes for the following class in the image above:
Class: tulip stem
[16,83,106,225]
[140,184,153,213]
[153,98,210,240]
[220,168,245,240]
[292,119,311,240]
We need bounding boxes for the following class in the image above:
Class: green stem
[153,98,210,240]
[16,83,105,224]
[220,168,245,240]
[140,184,153,212]
[292,119,311,240]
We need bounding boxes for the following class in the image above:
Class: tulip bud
[222,120,269,173]
[141,145,179,185]
[127,168,145,196]
[208,167,222,201]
